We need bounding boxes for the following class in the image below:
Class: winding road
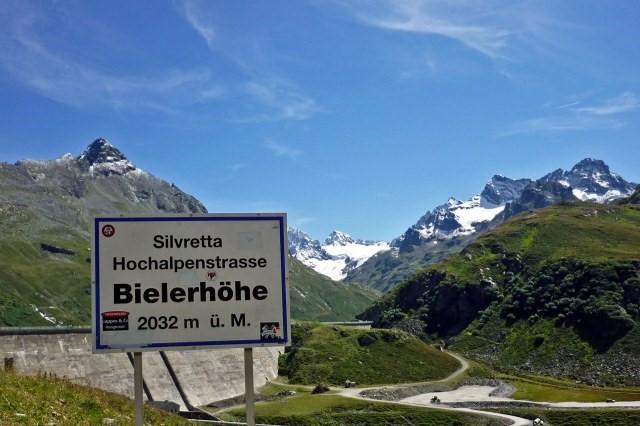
[267,350,640,425]
[338,351,527,426]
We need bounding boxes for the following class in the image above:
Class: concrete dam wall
[0,328,281,410]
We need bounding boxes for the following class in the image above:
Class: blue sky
[1,0,639,241]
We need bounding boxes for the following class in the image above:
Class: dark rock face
[76,138,136,176]
[40,243,75,256]
[503,181,577,219]
[480,175,532,207]
[78,138,128,166]
[359,269,497,337]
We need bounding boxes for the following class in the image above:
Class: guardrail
[0,326,91,335]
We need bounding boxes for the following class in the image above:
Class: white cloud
[510,116,624,134]
[573,92,638,115]
[265,140,303,159]
[504,91,638,135]
[178,0,216,49]
[0,11,220,113]
[343,0,512,58]
[243,80,320,122]
[175,1,320,122]
[336,0,565,68]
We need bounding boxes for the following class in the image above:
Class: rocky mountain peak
[325,230,355,246]
[480,175,532,207]
[77,138,137,176]
[570,158,610,175]
[79,138,127,165]
[561,158,635,203]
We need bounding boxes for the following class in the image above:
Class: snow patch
[30,305,60,325]
[449,195,505,234]
[572,188,625,203]
[290,229,390,281]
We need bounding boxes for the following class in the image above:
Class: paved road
[339,389,531,425]
[341,350,640,424]
[339,351,532,425]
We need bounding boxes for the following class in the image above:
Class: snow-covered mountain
[288,228,390,281]
[393,158,635,253]
[349,158,636,292]
[539,158,636,203]
[392,175,529,252]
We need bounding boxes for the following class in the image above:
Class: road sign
[92,213,289,353]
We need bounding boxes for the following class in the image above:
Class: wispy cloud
[340,0,518,59]
[337,0,564,68]
[178,0,216,49]
[265,140,303,159]
[242,80,320,122]
[176,1,320,122]
[573,92,638,115]
[504,116,624,135]
[0,10,222,113]
[503,92,636,136]
[357,1,509,58]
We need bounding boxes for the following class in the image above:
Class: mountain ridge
[344,158,636,291]
[358,201,640,385]
[288,227,389,281]
[0,138,375,325]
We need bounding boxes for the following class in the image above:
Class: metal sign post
[244,347,255,426]
[133,352,144,426]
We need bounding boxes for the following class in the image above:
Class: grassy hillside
[360,203,640,385]
[0,226,91,326]
[288,257,378,321]
[0,151,378,325]
[0,232,377,325]
[0,370,188,425]
[345,234,476,292]
[280,322,460,385]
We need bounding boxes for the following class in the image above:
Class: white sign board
[92,214,289,353]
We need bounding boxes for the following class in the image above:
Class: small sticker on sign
[260,322,280,341]
[102,311,129,331]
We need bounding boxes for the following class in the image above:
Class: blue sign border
[93,215,288,351]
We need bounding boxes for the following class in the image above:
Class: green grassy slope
[280,323,460,385]
[0,231,377,325]
[440,203,640,281]
[288,257,378,321]
[0,228,91,326]
[345,235,476,292]
[360,203,640,385]
[0,155,378,325]
[0,370,188,425]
